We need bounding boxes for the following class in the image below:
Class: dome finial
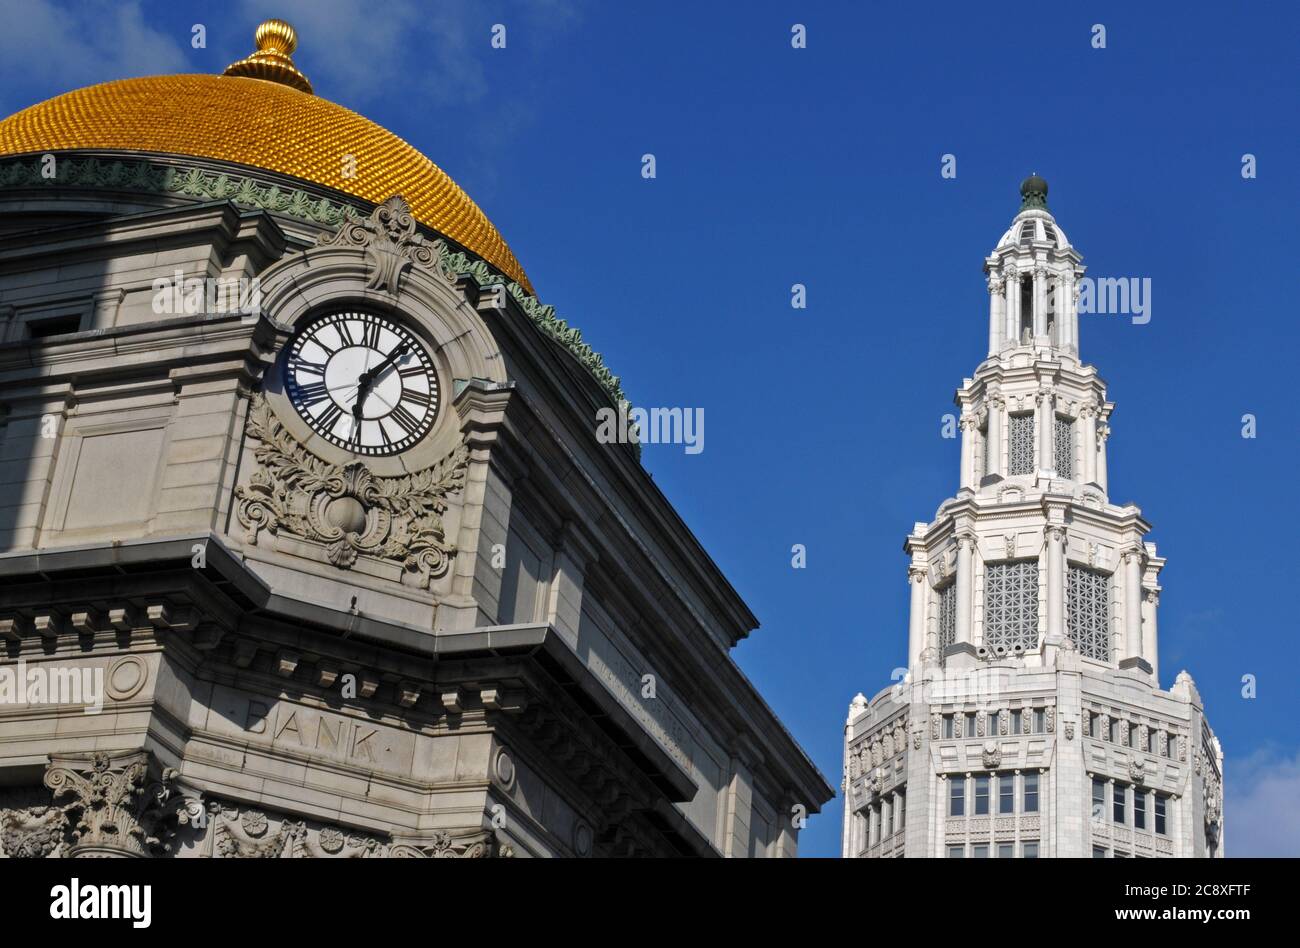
[223,18,313,94]
[1020,172,1049,210]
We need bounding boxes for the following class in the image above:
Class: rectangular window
[966,713,978,738]
[948,845,965,858]
[1009,413,1035,475]
[999,774,1015,814]
[1092,777,1106,821]
[1155,795,1167,835]
[942,714,954,739]
[1023,773,1039,813]
[1067,565,1111,661]
[1134,790,1147,831]
[988,711,999,736]
[974,775,990,815]
[950,778,965,817]
[1148,729,1158,754]
[1168,734,1177,758]
[938,583,957,657]
[1033,708,1045,734]
[1127,723,1137,748]
[1092,846,1107,858]
[1113,783,1127,825]
[1108,718,1117,743]
[998,842,1014,859]
[972,844,989,858]
[1088,712,1097,738]
[882,799,891,838]
[1011,709,1023,733]
[984,560,1040,652]
[1022,840,1039,859]
[896,791,906,830]
[1054,415,1075,478]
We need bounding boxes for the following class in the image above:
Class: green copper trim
[0,156,628,409]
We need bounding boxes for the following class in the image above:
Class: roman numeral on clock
[316,402,344,433]
[402,387,432,408]
[388,404,423,437]
[294,380,331,406]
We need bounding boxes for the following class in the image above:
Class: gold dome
[0,20,531,291]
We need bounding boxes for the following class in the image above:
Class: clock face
[285,311,439,456]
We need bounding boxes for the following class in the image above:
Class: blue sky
[2,0,1297,856]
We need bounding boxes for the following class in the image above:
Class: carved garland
[235,393,468,587]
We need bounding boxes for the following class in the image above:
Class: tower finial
[1019,173,1049,210]
[223,18,314,94]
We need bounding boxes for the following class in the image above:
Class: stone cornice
[0,155,627,409]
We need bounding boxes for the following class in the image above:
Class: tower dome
[0,19,532,291]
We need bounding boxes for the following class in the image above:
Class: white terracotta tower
[842,177,1223,859]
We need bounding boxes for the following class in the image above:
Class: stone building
[0,19,830,858]
[842,177,1224,859]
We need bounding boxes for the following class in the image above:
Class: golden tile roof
[0,19,531,291]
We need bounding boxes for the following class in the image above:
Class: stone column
[1062,272,1077,353]
[43,750,201,857]
[544,521,599,650]
[1036,388,1054,473]
[1070,276,1081,357]
[1097,422,1110,492]
[1081,402,1098,484]
[1033,265,1048,338]
[959,412,977,490]
[1142,587,1160,683]
[1045,525,1066,640]
[987,273,1005,354]
[1004,269,1019,343]
[955,532,975,647]
[1123,546,1144,663]
[986,390,1004,479]
[908,565,928,669]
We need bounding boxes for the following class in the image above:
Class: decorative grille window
[983,560,1039,651]
[1067,565,1111,661]
[1009,413,1035,475]
[980,423,990,477]
[1054,415,1074,478]
[937,582,956,657]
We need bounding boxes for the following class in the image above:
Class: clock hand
[357,343,410,390]
[354,342,410,417]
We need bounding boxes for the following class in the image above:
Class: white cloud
[235,0,580,110]
[1224,746,1300,856]
[0,0,189,100]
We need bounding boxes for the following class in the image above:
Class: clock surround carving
[236,393,468,587]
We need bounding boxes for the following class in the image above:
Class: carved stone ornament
[389,829,509,858]
[42,750,201,857]
[982,741,1001,769]
[1129,757,1148,785]
[236,393,468,587]
[317,194,449,295]
[1,803,66,858]
[1064,719,1076,741]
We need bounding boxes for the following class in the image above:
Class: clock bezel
[283,309,441,458]
[263,301,462,477]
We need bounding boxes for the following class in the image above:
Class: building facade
[842,177,1224,859]
[0,20,831,858]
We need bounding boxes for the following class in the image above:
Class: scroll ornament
[236,394,469,588]
[316,194,450,295]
